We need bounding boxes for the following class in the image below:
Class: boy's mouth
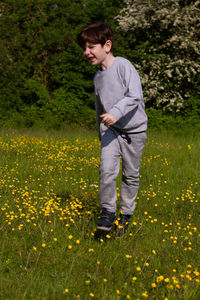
[88,57,95,62]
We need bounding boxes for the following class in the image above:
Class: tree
[0,0,125,128]
[116,0,200,111]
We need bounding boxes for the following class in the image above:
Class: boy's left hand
[100,113,117,127]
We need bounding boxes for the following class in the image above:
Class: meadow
[0,127,199,300]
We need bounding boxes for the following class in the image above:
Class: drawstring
[120,132,131,144]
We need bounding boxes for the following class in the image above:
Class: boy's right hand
[100,113,117,127]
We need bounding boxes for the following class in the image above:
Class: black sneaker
[96,208,116,231]
[115,213,132,236]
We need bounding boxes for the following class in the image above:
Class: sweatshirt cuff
[109,107,123,121]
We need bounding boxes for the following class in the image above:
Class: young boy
[78,22,147,233]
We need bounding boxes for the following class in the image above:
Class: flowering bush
[116,0,200,111]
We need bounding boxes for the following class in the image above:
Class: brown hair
[77,22,114,52]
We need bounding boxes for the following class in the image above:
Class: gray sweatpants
[99,127,147,215]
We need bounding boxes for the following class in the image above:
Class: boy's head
[77,22,114,53]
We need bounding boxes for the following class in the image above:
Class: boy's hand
[100,113,117,127]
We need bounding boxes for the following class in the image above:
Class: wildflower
[88,248,94,252]
[103,278,108,282]
[89,293,94,297]
[76,240,80,244]
[68,245,72,250]
[136,266,141,271]
[156,275,164,282]
[152,249,156,254]
[68,235,73,239]
[152,283,157,288]
[132,276,137,281]
[142,291,148,298]
[42,243,46,248]
[116,290,120,295]
[65,289,69,293]
[33,246,37,251]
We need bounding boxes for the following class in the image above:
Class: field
[0,128,199,300]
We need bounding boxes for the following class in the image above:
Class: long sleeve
[95,93,104,140]
[108,63,143,121]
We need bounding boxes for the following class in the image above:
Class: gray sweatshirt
[94,56,147,138]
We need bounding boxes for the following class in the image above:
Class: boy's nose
[84,48,90,56]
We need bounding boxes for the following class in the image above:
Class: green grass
[0,127,199,300]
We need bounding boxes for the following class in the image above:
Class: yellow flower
[142,291,148,298]
[103,278,108,282]
[106,234,111,239]
[116,290,120,295]
[152,249,156,254]
[65,288,69,293]
[156,275,164,282]
[42,243,46,248]
[76,240,80,244]
[152,283,157,288]
[132,276,137,281]
[85,280,91,284]
[88,248,94,252]
[136,266,141,271]
[68,235,73,239]
[68,244,72,250]
[89,293,94,297]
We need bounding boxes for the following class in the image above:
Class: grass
[0,127,199,300]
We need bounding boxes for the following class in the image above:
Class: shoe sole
[96,225,112,231]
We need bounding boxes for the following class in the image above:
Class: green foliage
[0,0,124,128]
[0,0,199,128]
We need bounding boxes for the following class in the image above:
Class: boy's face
[83,41,112,66]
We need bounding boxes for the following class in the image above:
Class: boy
[78,22,147,233]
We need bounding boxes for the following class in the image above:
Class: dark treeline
[0,0,199,129]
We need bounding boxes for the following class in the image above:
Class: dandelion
[68,245,72,250]
[89,293,94,297]
[156,275,164,282]
[42,243,46,248]
[152,249,156,254]
[68,235,73,239]
[132,276,137,281]
[88,248,94,252]
[152,283,157,288]
[76,240,80,244]
[142,291,148,298]
[65,288,69,293]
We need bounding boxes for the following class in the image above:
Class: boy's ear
[104,40,112,53]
